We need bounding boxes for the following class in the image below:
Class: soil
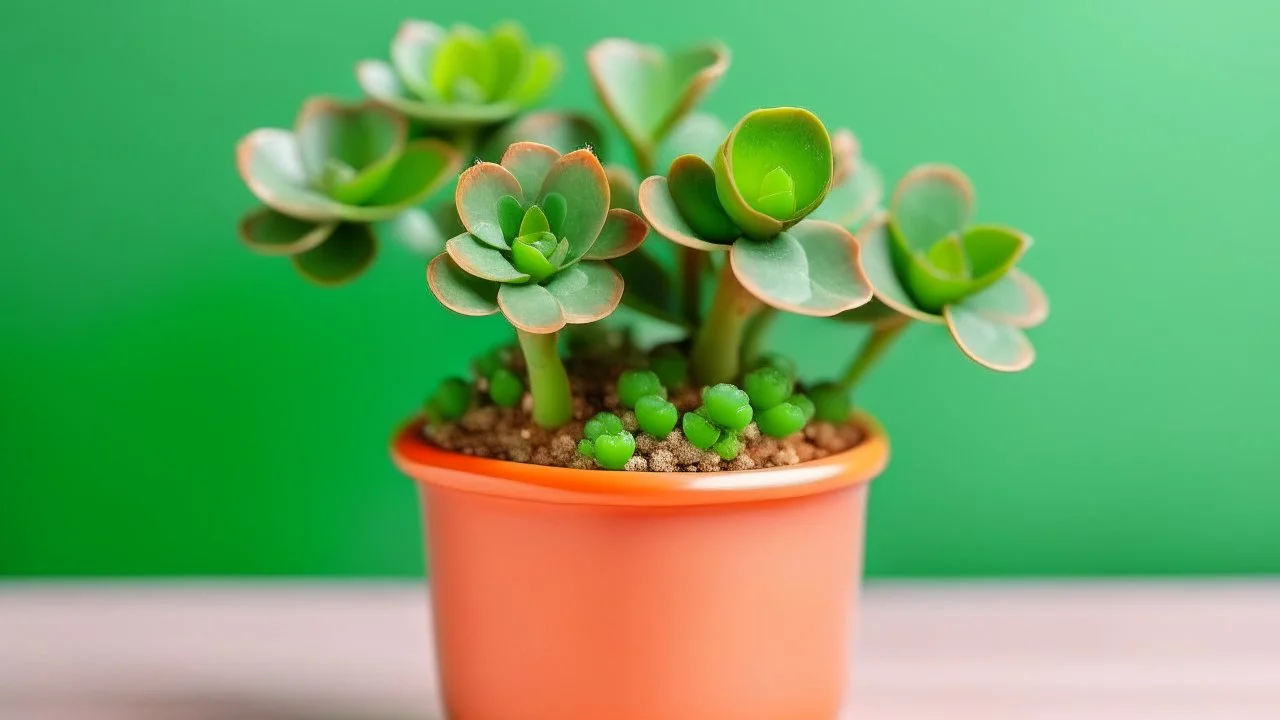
[423,360,866,472]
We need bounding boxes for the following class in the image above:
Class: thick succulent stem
[839,316,910,393]
[692,262,761,386]
[516,329,573,429]
[679,248,704,325]
[739,306,778,368]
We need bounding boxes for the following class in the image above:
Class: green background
[3,0,1278,577]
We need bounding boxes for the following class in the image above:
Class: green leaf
[292,223,377,286]
[293,99,405,205]
[617,370,665,409]
[485,112,603,159]
[855,215,942,323]
[744,366,793,410]
[585,412,624,440]
[756,402,807,438]
[585,209,648,260]
[755,166,797,220]
[667,154,739,242]
[586,39,729,157]
[364,138,460,214]
[893,223,1029,313]
[808,382,850,423]
[959,268,1049,328]
[710,432,741,461]
[658,111,728,170]
[702,384,752,432]
[547,237,570,267]
[237,129,349,222]
[508,48,562,105]
[543,261,623,323]
[789,393,816,422]
[455,162,523,249]
[432,25,495,102]
[637,176,733,252]
[539,149,610,262]
[926,234,969,278]
[497,282,566,333]
[577,438,596,458]
[606,165,640,212]
[635,395,678,439]
[500,142,561,202]
[519,204,550,236]
[427,377,472,422]
[390,20,445,100]
[944,304,1036,372]
[486,22,528,101]
[593,430,636,470]
[488,367,525,407]
[682,411,722,450]
[446,233,529,283]
[380,207,445,257]
[496,194,524,241]
[813,160,883,229]
[355,60,520,127]
[238,207,336,256]
[541,192,567,236]
[715,108,832,239]
[963,224,1030,280]
[427,254,501,316]
[730,220,872,317]
[891,164,974,251]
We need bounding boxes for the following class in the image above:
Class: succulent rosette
[357,21,560,128]
[427,142,649,334]
[638,108,873,317]
[859,165,1049,371]
[236,98,461,284]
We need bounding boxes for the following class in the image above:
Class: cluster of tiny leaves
[474,346,526,408]
[682,384,753,460]
[577,412,636,470]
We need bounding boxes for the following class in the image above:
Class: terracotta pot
[392,412,888,720]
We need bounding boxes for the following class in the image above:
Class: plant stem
[679,249,704,325]
[739,306,778,368]
[838,316,910,393]
[691,262,761,386]
[516,329,573,429]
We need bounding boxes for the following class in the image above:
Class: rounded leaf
[756,402,807,438]
[637,176,732,252]
[635,395,678,439]
[356,59,519,127]
[715,107,833,239]
[293,98,405,205]
[744,366,793,410]
[539,149,610,262]
[456,162,523,249]
[446,233,529,283]
[497,282,566,333]
[363,138,460,213]
[944,304,1035,372]
[855,214,943,324]
[658,111,728,169]
[585,412,624,440]
[891,164,974,251]
[236,129,347,222]
[730,220,872,317]
[585,208,648,260]
[703,384,752,432]
[500,142,561,202]
[238,207,336,256]
[617,370,665,409]
[668,154,739,242]
[488,367,525,407]
[593,430,636,470]
[542,261,624,324]
[427,254,500,316]
[682,411,722,450]
[390,20,446,100]
[959,268,1048,329]
[292,223,377,286]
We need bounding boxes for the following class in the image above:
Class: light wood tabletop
[2,582,1278,719]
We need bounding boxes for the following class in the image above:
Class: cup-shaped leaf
[714,108,833,240]
[294,99,405,205]
[890,164,974,251]
[668,155,739,243]
[892,223,1029,313]
[731,220,872,317]
[239,207,336,256]
[855,213,942,323]
[292,223,378,286]
[587,39,729,163]
[637,176,733,252]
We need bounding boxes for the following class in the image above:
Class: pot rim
[392,411,888,507]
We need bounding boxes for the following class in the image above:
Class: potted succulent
[235,20,1048,720]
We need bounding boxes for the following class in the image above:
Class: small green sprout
[649,345,689,389]
[743,366,810,438]
[808,382,851,424]
[618,369,666,409]
[682,384,753,459]
[425,377,473,424]
[489,368,525,408]
[578,412,636,470]
[634,394,678,439]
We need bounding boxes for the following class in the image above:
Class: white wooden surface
[2,582,1278,719]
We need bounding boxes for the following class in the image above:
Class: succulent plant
[587,39,729,175]
[634,395,678,439]
[237,98,461,284]
[425,377,473,425]
[682,383,753,460]
[648,345,689,389]
[427,142,649,428]
[357,21,560,128]
[857,165,1049,371]
[578,412,636,470]
[639,108,874,383]
[617,370,666,409]
[488,368,525,408]
[743,367,810,438]
[808,383,851,424]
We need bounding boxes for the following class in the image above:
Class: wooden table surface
[3,582,1278,719]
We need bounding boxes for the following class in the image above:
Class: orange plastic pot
[392,412,889,720]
